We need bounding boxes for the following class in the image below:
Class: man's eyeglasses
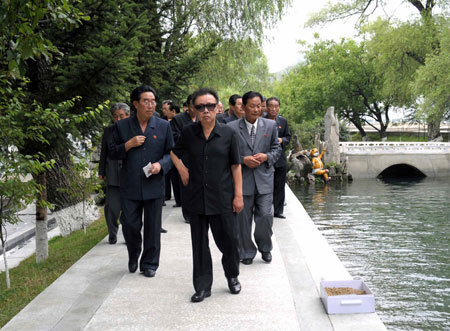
[194,103,217,112]
[141,100,157,106]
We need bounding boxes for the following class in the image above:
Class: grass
[0,213,108,328]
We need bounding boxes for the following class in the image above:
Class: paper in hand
[143,161,152,178]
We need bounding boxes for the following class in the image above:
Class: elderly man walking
[109,85,173,277]
[98,102,130,244]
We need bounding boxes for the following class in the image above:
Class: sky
[262,0,419,73]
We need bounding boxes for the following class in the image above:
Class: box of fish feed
[320,280,375,314]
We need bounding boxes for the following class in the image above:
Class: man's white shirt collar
[244,117,258,135]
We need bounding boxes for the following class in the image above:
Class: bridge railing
[340,141,450,154]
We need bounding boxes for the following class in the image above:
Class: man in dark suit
[171,88,244,303]
[108,85,174,278]
[170,95,197,223]
[224,94,243,123]
[265,97,291,218]
[98,103,130,244]
[227,91,281,265]
[164,102,181,207]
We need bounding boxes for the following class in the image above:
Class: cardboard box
[320,280,375,314]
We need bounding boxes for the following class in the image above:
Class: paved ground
[2,187,387,331]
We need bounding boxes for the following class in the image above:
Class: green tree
[0,85,55,286]
[307,0,448,26]
[413,20,450,125]
[188,37,273,100]
[0,0,103,263]
[308,0,450,140]
[275,38,392,140]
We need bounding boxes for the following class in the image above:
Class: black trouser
[164,171,171,200]
[104,185,121,240]
[189,213,240,292]
[120,197,163,271]
[180,180,190,222]
[273,165,287,215]
[170,168,181,205]
[165,168,181,205]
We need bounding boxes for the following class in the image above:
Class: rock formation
[324,106,340,164]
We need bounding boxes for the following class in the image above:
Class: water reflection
[293,178,450,331]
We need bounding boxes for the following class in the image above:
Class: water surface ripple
[293,178,450,331]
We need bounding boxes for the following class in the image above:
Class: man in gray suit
[99,103,130,244]
[228,91,281,265]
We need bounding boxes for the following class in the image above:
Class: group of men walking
[98,85,290,302]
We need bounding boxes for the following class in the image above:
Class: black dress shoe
[261,252,272,263]
[173,204,181,208]
[227,277,241,294]
[143,269,156,278]
[191,290,211,303]
[128,260,138,273]
[274,214,286,219]
[108,236,117,244]
[241,258,253,265]
[162,202,166,206]
[161,227,168,233]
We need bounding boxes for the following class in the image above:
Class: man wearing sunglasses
[171,88,244,303]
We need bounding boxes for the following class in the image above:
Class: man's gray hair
[111,102,130,116]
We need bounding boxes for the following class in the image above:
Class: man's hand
[150,162,161,175]
[253,153,268,163]
[233,195,244,213]
[179,166,189,186]
[278,137,282,143]
[243,155,261,168]
[125,135,146,151]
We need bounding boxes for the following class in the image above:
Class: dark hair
[266,97,280,106]
[162,99,172,105]
[229,94,242,106]
[262,96,267,102]
[169,102,180,113]
[186,94,193,106]
[130,85,157,104]
[242,91,263,105]
[182,101,188,107]
[191,88,219,105]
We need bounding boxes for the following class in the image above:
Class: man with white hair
[99,102,130,244]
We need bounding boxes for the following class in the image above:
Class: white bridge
[339,142,450,178]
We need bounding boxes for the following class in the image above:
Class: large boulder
[287,151,312,185]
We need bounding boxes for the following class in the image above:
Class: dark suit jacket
[216,113,227,124]
[108,115,174,201]
[265,115,291,168]
[227,118,281,196]
[224,112,240,123]
[99,125,121,187]
[170,112,195,144]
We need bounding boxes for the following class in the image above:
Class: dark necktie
[250,125,256,146]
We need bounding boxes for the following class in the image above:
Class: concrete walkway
[3,187,386,331]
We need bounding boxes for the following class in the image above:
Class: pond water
[293,177,450,331]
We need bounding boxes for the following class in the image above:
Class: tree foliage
[413,21,450,122]
[275,38,393,140]
[307,0,449,26]
[188,37,273,101]
[307,0,450,140]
